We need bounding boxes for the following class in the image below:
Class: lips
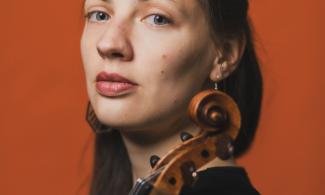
[95,72,137,97]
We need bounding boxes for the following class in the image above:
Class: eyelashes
[142,14,172,26]
[84,10,172,27]
[85,11,110,23]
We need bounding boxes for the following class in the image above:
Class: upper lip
[96,71,137,85]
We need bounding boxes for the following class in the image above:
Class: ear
[209,36,246,82]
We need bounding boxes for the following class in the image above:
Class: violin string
[143,166,166,183]
[145,166,164,181]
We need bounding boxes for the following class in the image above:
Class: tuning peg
[215,135,233,160]
[150,155,160,168]
[180,132,193,142]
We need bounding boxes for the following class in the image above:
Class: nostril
[97,46,126,59]
[111,52,124,58]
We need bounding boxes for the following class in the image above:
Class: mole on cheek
[161,54,167,59]
[160,54,167,75]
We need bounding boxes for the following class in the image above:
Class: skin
[81,0,244,182]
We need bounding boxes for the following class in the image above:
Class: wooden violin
[129,89,241,195]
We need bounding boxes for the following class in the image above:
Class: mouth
[95,71,138,97]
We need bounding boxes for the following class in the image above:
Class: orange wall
[0,0,324,195]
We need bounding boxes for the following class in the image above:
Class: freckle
[162,54,167,59]
[160,70,165,75]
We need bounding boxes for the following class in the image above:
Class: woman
[81,0,262,194]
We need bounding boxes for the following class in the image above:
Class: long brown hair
[87,0,263,194]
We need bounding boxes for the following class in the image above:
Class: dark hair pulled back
[89,1,263,195]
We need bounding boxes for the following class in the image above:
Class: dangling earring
[86,102,113,134]
[221,62,228,72]
[214,82,219,90]
[214,62,227,91]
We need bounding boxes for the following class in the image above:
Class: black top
[180,167,260,195]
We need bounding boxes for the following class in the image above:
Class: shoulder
[180,167,260,195]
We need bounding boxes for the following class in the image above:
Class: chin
[93,103,166,132]
[89,91,183,132]
[92,96,142,130]
[96,110,128,127]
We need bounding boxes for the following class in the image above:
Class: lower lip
[96,81,137,97]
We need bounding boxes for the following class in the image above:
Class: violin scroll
[188,89,241,140]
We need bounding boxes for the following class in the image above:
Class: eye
[143,14,171,26]
[86,11,110,22]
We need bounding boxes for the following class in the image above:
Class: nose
[96,22,134,61]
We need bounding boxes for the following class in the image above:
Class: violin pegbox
[130,89,242,195]
[188,89,241,160]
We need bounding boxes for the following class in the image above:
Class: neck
[120,118,236,183]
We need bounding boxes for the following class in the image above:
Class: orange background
[0,0,324,195]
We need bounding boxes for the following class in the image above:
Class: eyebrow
[99,0,175,3]
[87,0,184,17]
[84,0,176,9]
[137,0,172,1]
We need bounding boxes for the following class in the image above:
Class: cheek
[80,33,92,73]
[80,31,101,103]
[143,49,204,107]
[149,44,212,113]
[157,47,209,85]
[80,26,103,66]
[80,31,100,78]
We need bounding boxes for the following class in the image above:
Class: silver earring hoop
[214,63,225,87]
[221,62,228,71]
[220,62,228,78]
[214,82,218,90]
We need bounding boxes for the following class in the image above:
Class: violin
[128,89,241,195]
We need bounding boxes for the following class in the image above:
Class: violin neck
[129,178,153,195]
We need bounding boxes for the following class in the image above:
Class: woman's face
[81,0,218,132]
